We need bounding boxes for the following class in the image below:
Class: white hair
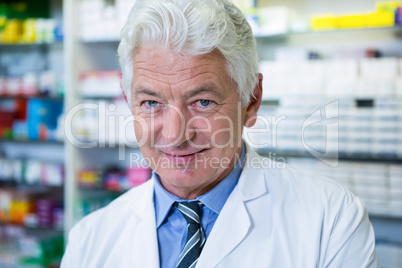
[118,0,259,106]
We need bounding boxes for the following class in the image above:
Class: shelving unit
[62,0,139,235]
[250,1,402,266]
[0,0,65,266]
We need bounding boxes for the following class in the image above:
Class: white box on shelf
[258,6,292,36]
[287,78,323,95]
[289,13,309,33]
[262,79,290,99]
[324,59,359,79]
[80,0,104,41]
[325,77,357,97]
[79,71,121,98]
[103,6,118,40]
[360,58,399,80]
[357,78,395,98]
[274,48,312,62]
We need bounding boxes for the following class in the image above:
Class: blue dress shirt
[154,145,246,268]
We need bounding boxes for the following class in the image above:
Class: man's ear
[244,73,263,128]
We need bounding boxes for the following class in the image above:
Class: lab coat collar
[237,144,268,201]
[127,179,160,268]
[129,178,155,219]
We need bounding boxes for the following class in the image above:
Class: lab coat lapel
[197,148,268,267]
[129,179,160,268]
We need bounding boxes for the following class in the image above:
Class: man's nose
[161,106,194,145]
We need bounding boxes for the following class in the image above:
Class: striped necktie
[175,201,205,268]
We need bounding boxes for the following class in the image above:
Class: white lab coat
[61,149,379,268]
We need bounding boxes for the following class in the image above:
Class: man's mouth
[162,149,208,165]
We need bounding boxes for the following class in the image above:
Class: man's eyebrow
[134,84,225,100]
[134,88,162,98]
[183,84,224,100]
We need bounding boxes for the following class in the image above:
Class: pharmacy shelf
[72,142,139,148]
[0,139,64,145]
[0,5,66,265]
[255,148,402,164]
[0,41,63,48]
[261,97,402,104]
[80,95,123,100]
[0,180,63,190]
[0,223,64,233]
[254,24,402,39]
[79,187,125,194]
[0,95,64,101]
[81,39,119,44]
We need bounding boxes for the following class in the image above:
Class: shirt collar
[154,144,246,228]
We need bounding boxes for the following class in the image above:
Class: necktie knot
[175,201,203,225]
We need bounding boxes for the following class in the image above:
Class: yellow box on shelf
[337,13,367,29]
[311,14,338,31]
[0,16,6,43]
[20,19,37,44]
[366,11,395,27]
[2,19,22,44]
[376,1,402,12]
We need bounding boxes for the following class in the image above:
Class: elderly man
[61,0,379,267]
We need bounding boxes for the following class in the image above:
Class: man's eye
[199,100,211,106]
[147,101,159,107]
[143,100,160,109]
[197,100,212,107]
[192,99,216,111]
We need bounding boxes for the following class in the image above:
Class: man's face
[131,45,261,199]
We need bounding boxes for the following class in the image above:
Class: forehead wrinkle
[135,66,220,87]
[169,63,219,74]
[169,71,213,86]
[135,61,218,76]
[135,73,174,86]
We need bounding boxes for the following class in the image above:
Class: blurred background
[0,0,401,267]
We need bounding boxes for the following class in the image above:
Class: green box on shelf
[18,234,64,267]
